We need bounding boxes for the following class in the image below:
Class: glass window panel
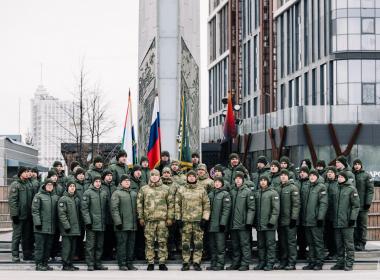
[332,0,336,10]
[349,60,362,82]
[362,34,376,50]
[376,61,380,82]
[337,84,348,104]
[362,60,376,82]
[337,18,348,34]
[361,8,375,17]
[377,9,380,17]
[362,18,375,33]
[348,0,360,8]
[362,0,374,8]
[337,60,348,83]
[362,83,376,104]
[376,18,380,34]
[337,0,348,9]
[348,18,361,34]
[376,83,380,104]
[337,35,348,50]
[348,9,361,17]
[332,19,337,35]
[337,9,348,18]
[348,34,361,50]
[349,83,362,104]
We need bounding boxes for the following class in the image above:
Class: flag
[121,89,137,167]
[147,95,161,169]
[178,90,192,169]
[223,92,237,139]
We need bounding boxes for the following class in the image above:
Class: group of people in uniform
[8,149,374,272]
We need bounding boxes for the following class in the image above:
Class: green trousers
[354,210,368,247]
[182,222,204,264]
[61,236,77,266]
[230,229,252,267]
[278,226,297,266]
[305,226,324,265]
[209,232,226,268]
[34,233,53,265]
[335,227,355,268]
[115,231,136,266]
[257,230,276,266]
[11,219,34,258]
[85,230,104,266]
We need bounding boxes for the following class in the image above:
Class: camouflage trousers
[181,222,204,264]
[144,221,168,264]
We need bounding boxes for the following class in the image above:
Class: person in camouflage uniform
[253,175,280,271]
[352,159,374,251]
[137,169,174,271]
[81,175,109,271]
[330,171,360,271]
[206,177,231,271]
[101,169,116,260]
[170,160,187,186]
[251,156,271,190]
[161,167,181,259]
[140,156,150,185]
[197,163,214,193]
[109,149,130,186]
[111,174,138,271]
[301,169,328,271]
[227,171,255,271]
[32,179,59,271]
[58,181,81,271]
[325,166,339,259]
[9,166,35,262]
[85,156,105,189]
[176,170,210,271]
[274,169,300,270]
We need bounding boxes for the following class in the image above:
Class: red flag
[223,93,237,139]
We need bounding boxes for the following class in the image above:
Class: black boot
[181,263,190,271]
[159,264,168,271]
[147,264,154,271]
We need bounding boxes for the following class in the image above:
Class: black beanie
[120,174,130,183]
[140,156,148,164]
[70,161,80,171]
[234,171,245,180]
[75,167,85,177]
[309,168,319,177]
[47,170,57,178]
[300,159,312,169]
[257,156,268,165]
[316,160,326,168]
[66,180,76,190]
[279,156,290,165]
[161,151,170,157]
[326,166,338,174]
[353,159,363,167]
[92,175,102,183]
[270,160,280,169]
[17,166,28,178]
[101,169,113,180]
[336,156,348,168]
[214,164,224,173]
[229,153,239,160]
[279,169,290,177]
[93,155,104,164]
[53,161,62,168]
[132,164,142,173]
[338,171,349,182]
[116,149,127,161]
[214,176,224,186]
[259,175,270,183]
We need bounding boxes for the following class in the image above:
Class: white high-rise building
[138,0,200,158]
[31,85,75,167]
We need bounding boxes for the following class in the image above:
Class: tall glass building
[204,0,380,178]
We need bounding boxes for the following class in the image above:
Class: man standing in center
[175,170,211,271]
[137,169,174,271]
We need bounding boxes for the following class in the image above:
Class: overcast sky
[0,0,208,142]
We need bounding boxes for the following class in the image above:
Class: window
[289,80,293,108]
[295,77,300,106]
[248,40,251,95]
[312,69,317,105]
[247,100,251,118]
[253,97,258,116]
[362,18,375,34]
[320,64,326,105]
[304,72,309,105]
[304,0,308,66]
[254,36,258,91]
[362,83,376,104]
[280,84,285,109]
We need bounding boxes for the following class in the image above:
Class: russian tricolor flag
[147,95,161,169]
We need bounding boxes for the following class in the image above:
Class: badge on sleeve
[293,192,298,195]
[321,191,326,195]
[59,202,64,207]
[250,196,254,200]
[12,188,16,193]
[225,198,230,202]
[354,193,358,197]
[34,198,38,202]
[274,196,279,200]
[83,197,87,201]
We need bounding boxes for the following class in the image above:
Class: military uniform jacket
[111,186,137,231]
[223,163,250,184]
[9,179,34,219]
[198,174,214,193]
[137,180,174,221]
[81,185,109,231]
[300,181,328,227]
[326,179,338,221]
[32,189,59,234]
[161,177,179,197]
[130,176,145,192]
[275,181,300,226]
[254,187,280,231]
[58,191,81,236]
[74,179,85,201]
[84,165,104,189]
[172,172,186,186]
[251,166,271,189]
[208,187,231,232]
[175,183,211,222]
[140,167,150,185]
[229,184,256,230]
[269,172,281,190]
[331,182,360,228]
[110,162,130,186]
[354,169,374,210]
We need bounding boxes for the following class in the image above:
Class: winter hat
[353,159,363,166]
[92,175,102,183]
[132,164,142,173]
[116,149,128,161]
[150,169,160,176]
[257,156,268,165]
[259,175,270,183]
[93,155,104,164]
[229,153,239,160]
[162,167,172,174]
[338,171,349,182]
[70,161,80,171]
[300,159,312,169]
[187,170,197,177]
[47,170,57,178]
[120,174,130,183]
[75,167,85,177]
[336,156,348,168]
[214,176,224,186]
[316,160,326,168]
[43,179,54,189]
[31,167,39,174]
[101,169,113,180]
[191,152,200,158]
[326,166,338,174]
[299,166,310,174]
[140,156,148,164]
[279,156,290,165]
[309,169,319,177]
[66,180,76,190]
[171,160,180,167]
[270,160,281,169]
[214,164,224,173]
[17,166,28,178]
[161,151,170,157]
[197,163,207,171]
[53,161,63,168]
[279,169,290,177]
[234,171,245,180]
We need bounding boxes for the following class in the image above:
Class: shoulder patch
[34,198,38,202]
[59,202,64,207]
[320,191,327,195]
[83,197,87,201]
[225,198,230,202]
[250,196,254,200]
[293,191,299,195]
[353,193,358,197]
[12,188,17,192]
[274,196,279,200]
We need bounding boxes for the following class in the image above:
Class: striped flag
[121,89,137,167]
[147,95,161,169]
